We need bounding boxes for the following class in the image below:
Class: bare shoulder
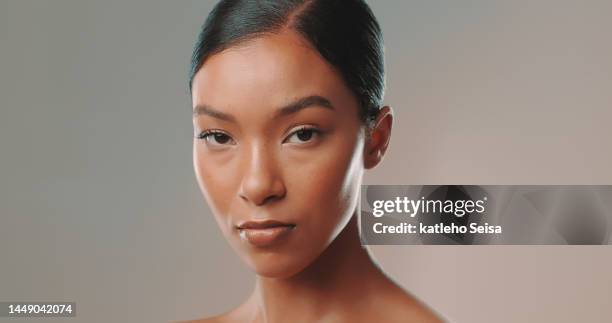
[173,316,217,323]
[366,280,448,323]
[175,316,226,323]
[173,312,239,323]
[388,295,447,323]
[173,303,252,323]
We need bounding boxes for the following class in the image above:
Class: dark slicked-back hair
[189,0,385,124]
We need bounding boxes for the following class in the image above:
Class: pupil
[214,133,229,144]
[297,129,312,141]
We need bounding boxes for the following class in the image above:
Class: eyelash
[196,129,233,142]
[197,130,218,139]
[195,125,323,144]
[283,125,322,143]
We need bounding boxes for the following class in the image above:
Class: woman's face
[191,31,366,278]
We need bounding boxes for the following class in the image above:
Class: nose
[238,143,286,206]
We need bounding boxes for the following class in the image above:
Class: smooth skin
[185,29,443,323]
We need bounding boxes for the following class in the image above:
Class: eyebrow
[192,95,335,121]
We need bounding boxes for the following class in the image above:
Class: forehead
[191,30,357,116]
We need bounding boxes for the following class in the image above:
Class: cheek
[193,143,237,226]
[285,130,364,235]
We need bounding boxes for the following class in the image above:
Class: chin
[245,253,316,279]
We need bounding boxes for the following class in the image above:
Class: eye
[284,126,322,144]
[197,130,235,146]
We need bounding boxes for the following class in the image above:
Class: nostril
[261,194,282,206]
[239,181,286,206]
[240,191,284,206]
[238,151,286,206]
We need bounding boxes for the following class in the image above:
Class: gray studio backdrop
[1,1,611,322]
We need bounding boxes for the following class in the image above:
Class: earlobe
[364,105,393,170]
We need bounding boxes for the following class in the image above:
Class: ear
[364,105,393,169]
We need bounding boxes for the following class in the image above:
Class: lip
[236,220,296,247]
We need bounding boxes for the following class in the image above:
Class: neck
[246,215,385,323]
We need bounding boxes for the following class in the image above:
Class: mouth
[236,220,296,247]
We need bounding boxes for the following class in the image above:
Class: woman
[185,0,444,322]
